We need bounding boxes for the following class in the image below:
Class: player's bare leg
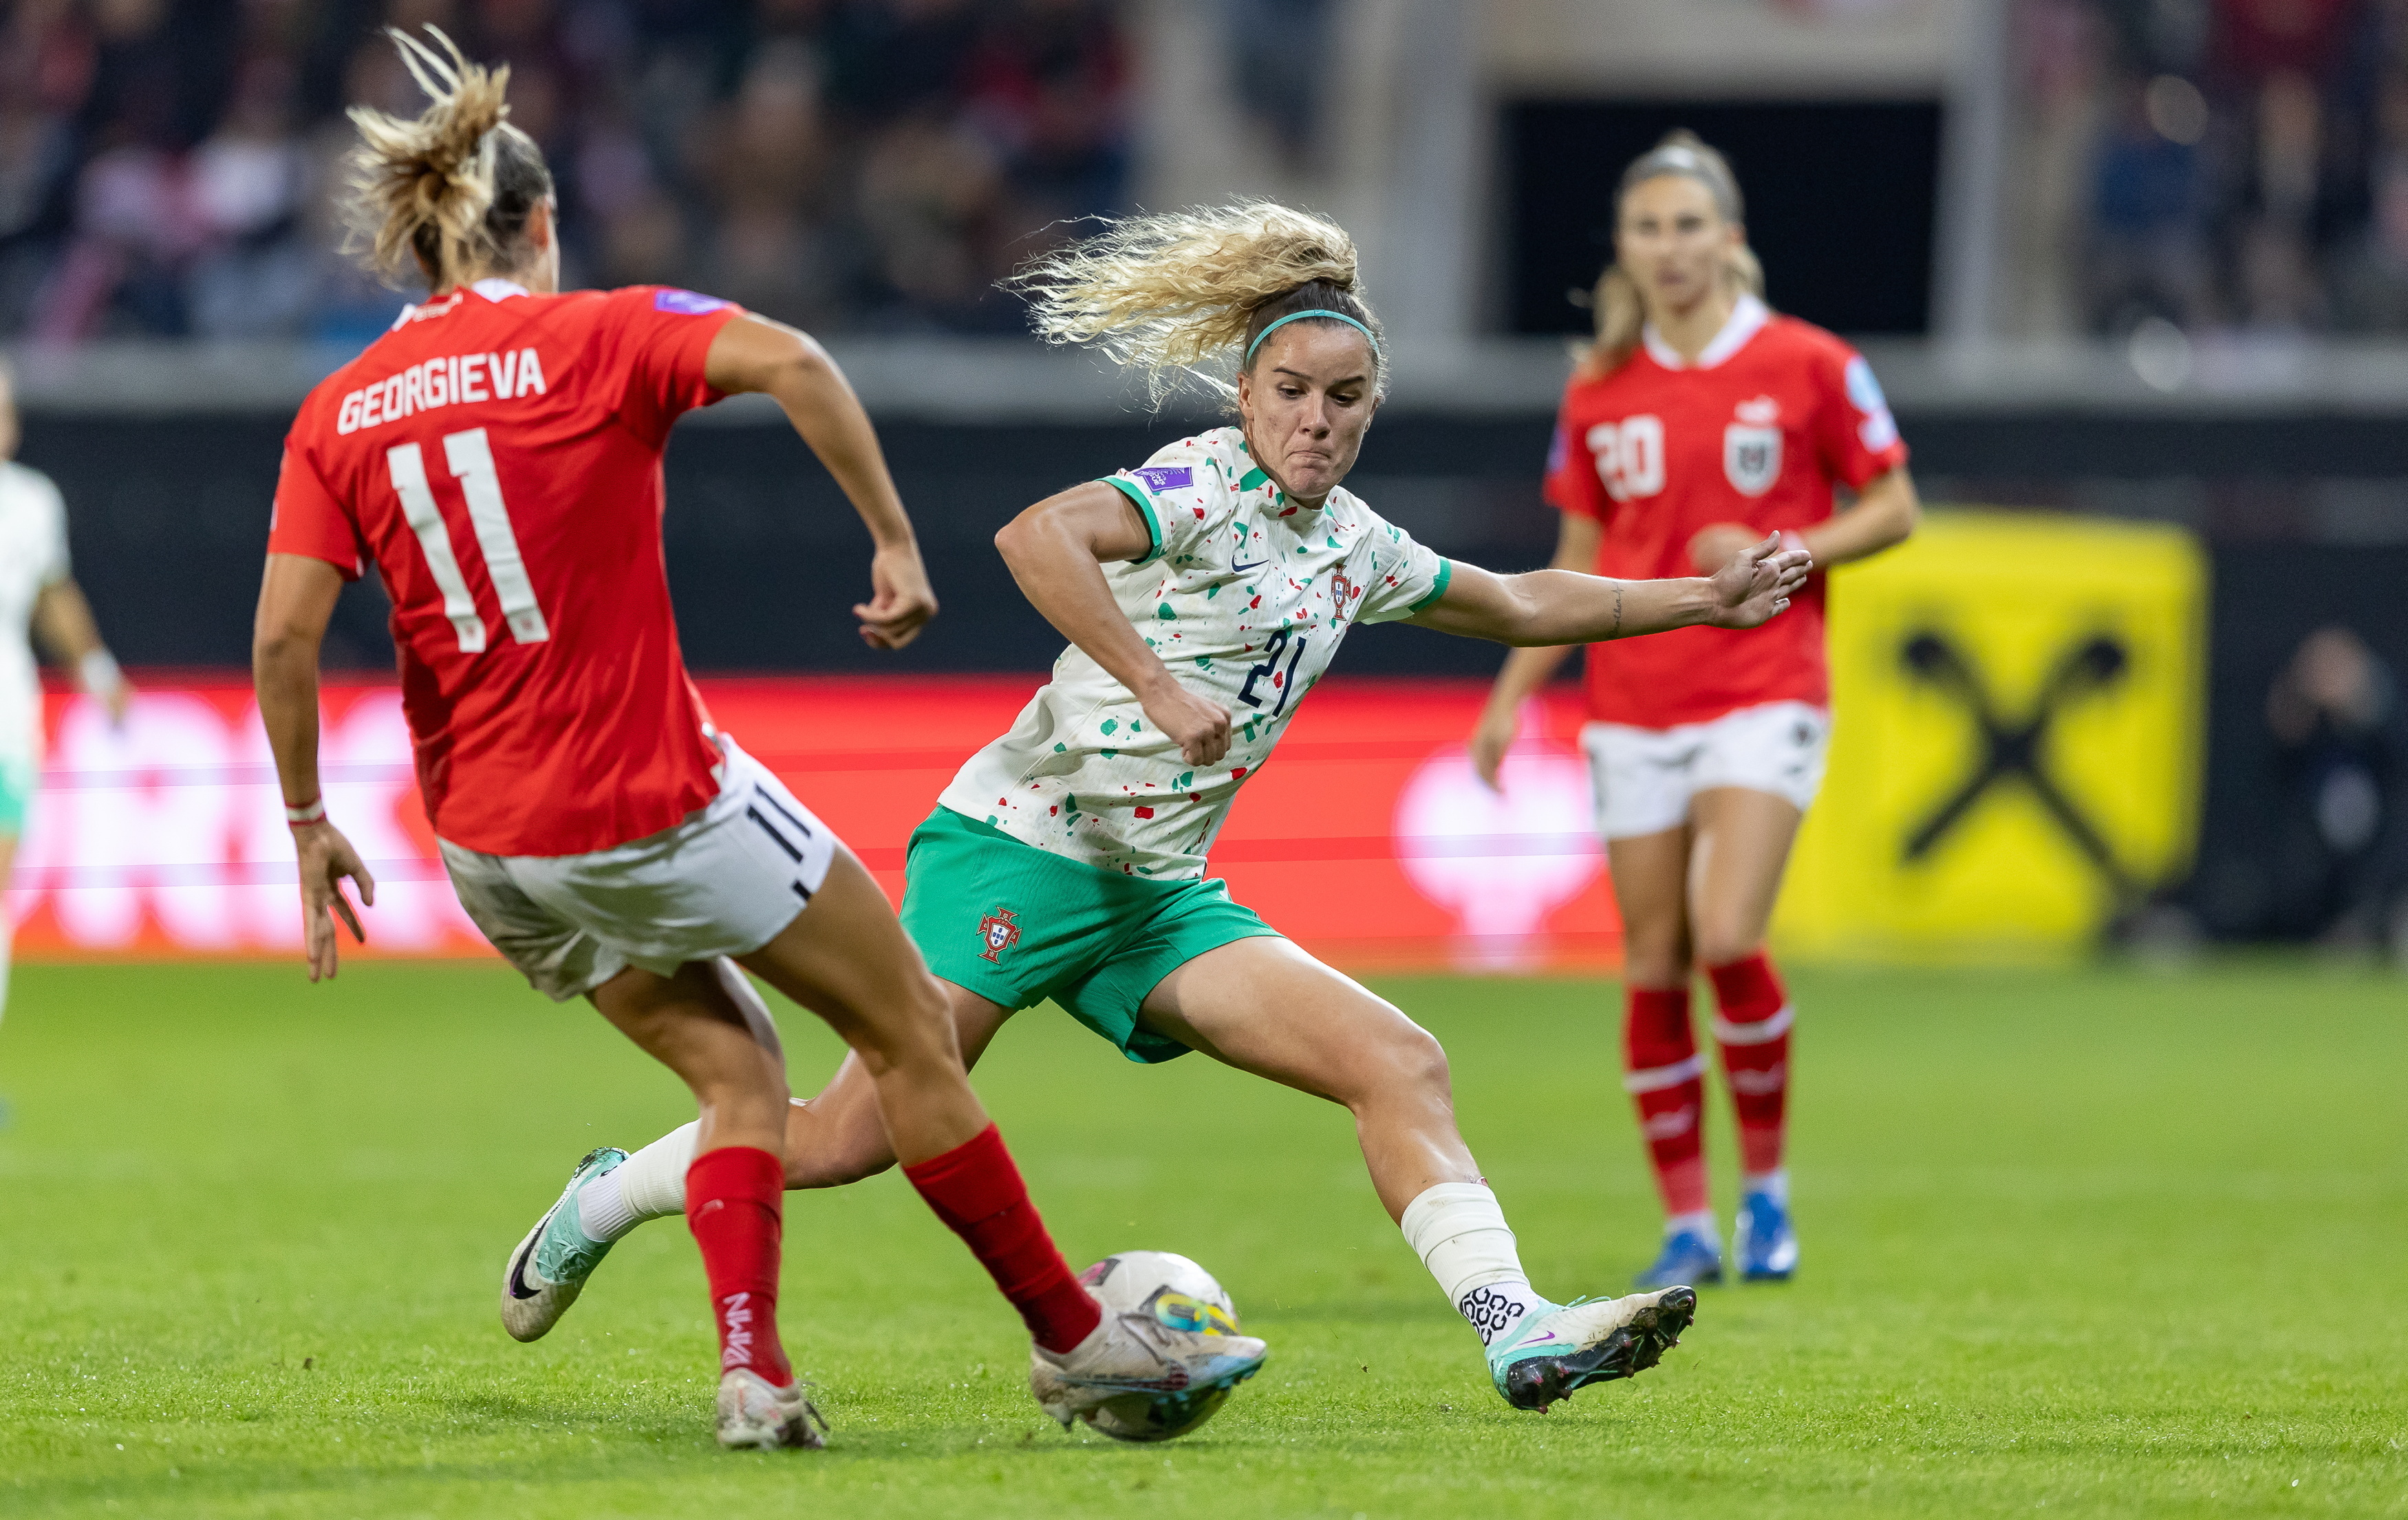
[730,848,1260,1424]
[1136,936,1693,1410]
[775,981,1018,1190]
[1686,785,1805,1281]
[1139,936,1478,1219]
[582,958,821,1448]
[731,848,992,1166]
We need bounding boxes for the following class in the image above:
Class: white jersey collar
[472,277,531,301]
[1642,292,1770,371]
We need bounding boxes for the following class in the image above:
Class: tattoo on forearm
[1611,585,1622,636]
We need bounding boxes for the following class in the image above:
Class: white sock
[580,1121,700,1243]
[1743,1169,1789,1206]
[1666,1208,1719,1243]
[1400,1182,1551,1349]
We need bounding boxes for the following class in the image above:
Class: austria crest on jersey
[1723,394,1783,497]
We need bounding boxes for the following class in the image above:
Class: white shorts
[1581,701,1831,841]
[440,737,838,1001]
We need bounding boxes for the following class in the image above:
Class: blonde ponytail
[1573,130,1765,381]
[1011,200,1384,406]
[342,27,552,290]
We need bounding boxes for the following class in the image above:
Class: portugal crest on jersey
[977,906,1022,962]
[1723,424,1782,497]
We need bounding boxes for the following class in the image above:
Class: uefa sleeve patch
[1135,466,1193,493]
[654,288,733,315]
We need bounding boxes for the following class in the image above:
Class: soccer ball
[1075,1250,1251,1443]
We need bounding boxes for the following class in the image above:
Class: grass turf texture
[1,961,2403,1519]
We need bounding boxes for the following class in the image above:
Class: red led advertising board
[10,675,1622,972]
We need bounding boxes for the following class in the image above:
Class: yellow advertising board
[1776,511,2207,960]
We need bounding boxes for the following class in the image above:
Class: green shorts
[899,806,1281,1063]
[0,749,33,835]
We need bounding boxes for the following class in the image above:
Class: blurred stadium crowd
[2023,0,2408,337]
[0,0,1132,345]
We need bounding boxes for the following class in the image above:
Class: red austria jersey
[1542,293,1908,728]
[268,279,743,856]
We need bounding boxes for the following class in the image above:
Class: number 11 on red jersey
[385,426,552,653]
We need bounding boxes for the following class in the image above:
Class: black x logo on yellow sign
[1776,512,2206,957]
[1898,631,2136,902]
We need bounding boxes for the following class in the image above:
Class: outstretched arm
[993,481,1234,767]
[254,552,376,981]
[1412,534,1812,647]
[705,314,936,650]
[31,578,131,724]
[1468,510,1596,788]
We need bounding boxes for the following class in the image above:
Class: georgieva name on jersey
[334,345,549,435]
[937,426,1449,880]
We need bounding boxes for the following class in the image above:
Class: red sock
[902,1124,1103,1354]
[686,1146,793,1386]
[1708,952,1792,1177]
[1624,985,1708,1216]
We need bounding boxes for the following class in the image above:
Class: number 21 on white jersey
[1587,415,1664,502]
[386,426,551,653]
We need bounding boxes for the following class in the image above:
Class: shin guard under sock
[1708,953,1793,1178]
[686,1146,793,1386]
[902,1124,1102,1354]
[1623,985,1708,1217]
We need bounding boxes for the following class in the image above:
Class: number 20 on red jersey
[1587,415,1664,501]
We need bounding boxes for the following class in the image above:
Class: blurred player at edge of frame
[250,29,1261,1452]
[0,358,133,1031]
[1470,131,1920,1290]
[502,201,1814,1414]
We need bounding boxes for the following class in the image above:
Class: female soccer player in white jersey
[252,30,1258,1452]
[0,359,132,1030]
[1470,132,1922,1290]
[515,202,1814,1414]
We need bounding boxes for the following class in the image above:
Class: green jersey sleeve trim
[1099,475,1164,563]
[1406,556,1456,614]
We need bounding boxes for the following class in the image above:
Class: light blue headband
[1244,308,1381,365]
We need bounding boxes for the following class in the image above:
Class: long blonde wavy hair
[342,27,555,290]
[1576,130,1766,381]
[1011,200,1386,407]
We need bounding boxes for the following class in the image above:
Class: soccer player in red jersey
[250,30,1261,1451]
[1471,132,1921,1289]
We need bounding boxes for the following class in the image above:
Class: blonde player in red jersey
[251,29,1262,1452]
[1471,132,1920,1290]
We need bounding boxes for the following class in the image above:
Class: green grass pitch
[1,958,2403,1518]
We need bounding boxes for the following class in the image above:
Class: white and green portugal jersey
[938,425,1453,880]
[0,459,72,764]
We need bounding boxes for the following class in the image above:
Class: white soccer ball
[1075,1250,1249,1443]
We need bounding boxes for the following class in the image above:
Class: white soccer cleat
[715,1367,828,1451]
[1028,1310,1269,1430]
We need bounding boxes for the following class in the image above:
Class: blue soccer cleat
[1734,1190,1798,1281]
[1634,1226,1723,1290]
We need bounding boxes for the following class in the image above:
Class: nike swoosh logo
[1231,559,1266,573]
[508,1239,542,1300]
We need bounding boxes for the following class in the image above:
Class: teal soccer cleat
[500,1147,628,1343]
[1487,1288,1698,1411]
